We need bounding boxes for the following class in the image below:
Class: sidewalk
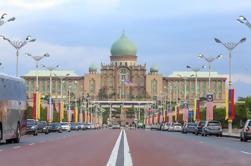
[222,129,240,138]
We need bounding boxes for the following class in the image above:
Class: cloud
[232,73,251,85]
[0,40,110,76]
[2,0,67,10]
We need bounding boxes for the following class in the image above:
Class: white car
[173,123,183,132]
[112,124,121,129]
[60,122,71,132]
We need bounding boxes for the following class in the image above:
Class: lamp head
[1,13,7,19]
[214,38,222,43]
[198,54,204,59]
[240,37,247,43]
[216,54,223,60]
[202,65,207,69]
[25,52,32,57]
[7,17,15,22]
[43,53,50,57]
[239,16,247,21]
[186,65,191,69]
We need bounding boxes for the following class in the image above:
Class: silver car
[60,122,71,132]
[240,119,251,142]
[173,123,182,132]
[202,120,222,137]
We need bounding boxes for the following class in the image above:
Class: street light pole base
[228,119,232,135]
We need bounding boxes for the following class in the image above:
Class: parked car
[61,122,71,132]
[137,123,144,128]
[182,122,197,134]
[37,121,49,134]
[240,119,251,142]
[194,120,206,135]
[201,120,223,137]
[26,119,38,136]
[173,123,183,132]
[49,123,62,133]
[161,123,169,131]
[77,123,86,130]
[151,124,161,130]
[70,122,80,130]
[112,124,120,129]
[168,122,174,131]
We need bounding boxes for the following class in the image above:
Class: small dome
[111,32,137,56]
[150,64,158,73]
[89,64,97,72]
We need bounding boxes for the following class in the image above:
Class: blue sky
[0,0,251,98]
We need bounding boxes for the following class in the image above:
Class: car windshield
[61,123,68,125]
[175,124,181,126]
[208,122,220,126]
[27,120,35,125]
[248,121,251,126]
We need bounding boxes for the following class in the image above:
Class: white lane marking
[13,146,21,149]
[29,143,35,146]
[200,141,204,144]
[106,130,123,166]
[0,149,3,152]
[241,151,251,155]
[123,130,133,166]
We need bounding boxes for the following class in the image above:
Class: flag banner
[183,108,188,122]
[169,110,172,123]
[177,106,180,122]
[47,103,50,122]
[225,87,229,120]
[206,101,214,121]
[124,80,134,87]
[174,106,177,122]
[230,88,235,120]
[79,111,83,123]
[75,107,78,123]
[193,98,197,121]
[32,93,36,120]
[197,99,200,121]
[60,102,64,122]
[157,112,160,123]
[37,93,41,120]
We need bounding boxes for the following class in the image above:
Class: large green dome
[150,64,158,73]
[111,32,137,56]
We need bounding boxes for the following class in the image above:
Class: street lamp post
[54,73,70,122]
[0,13,15,26]
[0,35,36,76]
[237,16,251,29]
[26,53,50,121]
[187,65,206,122]
[42,65,60,123]
[198,54,222,92]
[214,37,246,134]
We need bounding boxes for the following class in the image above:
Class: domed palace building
[23,32,227,108]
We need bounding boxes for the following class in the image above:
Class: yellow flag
[60,102,64,122]
[37,93,41,120]
[193,98,197,121]
[75,107,78,123]
[225,88,229,120]
[174,105,177,122]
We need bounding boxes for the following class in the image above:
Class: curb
[222,134,240,139]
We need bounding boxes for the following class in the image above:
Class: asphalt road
[0,128,250,166]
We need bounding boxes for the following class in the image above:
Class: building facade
[23,32,227,107]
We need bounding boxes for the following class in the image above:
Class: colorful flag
[37,93,41,120]
[206,101,214,121]
[229,88,235,120]
[193,98,197,121]
[32,93,36,120]
[225,88,229,120]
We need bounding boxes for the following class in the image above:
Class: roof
[23,70,80,77]
[110,32,137,56]
[168,71,226,78]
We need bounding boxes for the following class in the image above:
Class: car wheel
[240,137,243,142]
[13,124,20,143]
[243,137,247,142]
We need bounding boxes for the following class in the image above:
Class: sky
[0,0,251,98]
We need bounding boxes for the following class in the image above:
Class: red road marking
[0,130,120,166]
[126,130,251,166]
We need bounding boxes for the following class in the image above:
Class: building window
[89,79,96,94]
